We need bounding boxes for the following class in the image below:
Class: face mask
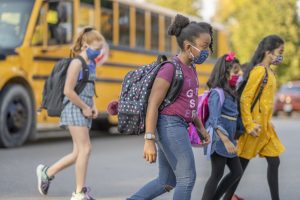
[86,47,101,61]
[190,45,209,64]
[229,75,239,87]
[271,54,283,65]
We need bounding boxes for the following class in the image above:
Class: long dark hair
[168,14,213,53]
[207,54,236,97]
[244,35,284,80]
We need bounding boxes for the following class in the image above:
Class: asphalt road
[0,117,299,200]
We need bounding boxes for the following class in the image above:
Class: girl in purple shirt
[127,14,213,200]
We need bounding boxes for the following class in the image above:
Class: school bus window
[81,0,94,4]
[100,0,113,43]
[151,13,159,50]
[119,4,130,47]
[0,0,34,49]
[136,8,145,49]
[164,16,172,52]
[79,0,94,29]
[47,1,73,45]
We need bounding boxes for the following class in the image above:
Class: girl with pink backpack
[200,53,244,200]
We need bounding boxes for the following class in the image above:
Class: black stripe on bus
[95,78,123,84]
[33,56,61,62]
[103,62,140,69]
[32,75,123,84]
[109,44,173,57]
[32,57,140,69]
[33,72,210,82]
[32,75,48,80]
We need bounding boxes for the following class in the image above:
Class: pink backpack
[188,88,225,147]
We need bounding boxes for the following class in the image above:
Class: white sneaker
[70,187,95,200]
[71,192,87,200]
[36,164,54,195]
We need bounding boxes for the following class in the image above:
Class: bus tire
[0,85,35,148]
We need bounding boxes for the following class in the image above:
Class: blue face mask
[86,47,101,61]
[190,45,209,64]
[271,54,283,65]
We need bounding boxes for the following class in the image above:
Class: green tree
[146,0,201,17]
[215,0,300,83]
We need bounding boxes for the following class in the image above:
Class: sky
[200,0,216,21]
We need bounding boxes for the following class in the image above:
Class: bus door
[30,0,74,125]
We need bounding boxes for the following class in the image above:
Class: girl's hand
[197,127,211,145]
[92,105,98,119]
[224,140,237,154]
[249,123,261,137]
[82,107,93,118]
[144,140,157,164]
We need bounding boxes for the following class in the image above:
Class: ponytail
[71,27,106,57]
[71,31,85,57]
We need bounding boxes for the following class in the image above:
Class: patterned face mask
[271,54,283,65]
[190,45,209,64]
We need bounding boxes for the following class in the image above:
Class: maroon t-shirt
[156,57,199,122]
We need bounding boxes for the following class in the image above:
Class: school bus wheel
[0,84,36,148]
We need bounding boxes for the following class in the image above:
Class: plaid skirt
[60,95,93,129]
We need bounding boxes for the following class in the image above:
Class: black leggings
[201,153,243,200]
[224,156,280,200]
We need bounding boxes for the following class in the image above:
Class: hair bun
[168,14,190,37]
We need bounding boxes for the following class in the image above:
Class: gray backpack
[40,56,90,117]
[118,55,184,135]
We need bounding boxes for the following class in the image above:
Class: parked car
[274,81,300,116]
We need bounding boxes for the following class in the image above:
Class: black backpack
[40,56,89,117]
[235,66,268,139]
[118,55,184,135]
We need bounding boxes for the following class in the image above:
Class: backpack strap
[213,87,225,106]
[250,67,268,112]
[157,55,168,63]
[76,55,89,81]
[62,56,94,110]
[74,55,90,95]
[159,59,184,110]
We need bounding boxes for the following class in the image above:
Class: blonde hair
[71,27,106,56]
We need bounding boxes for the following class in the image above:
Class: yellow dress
[237,66,285,159]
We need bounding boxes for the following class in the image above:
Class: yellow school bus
[0,0,229,147]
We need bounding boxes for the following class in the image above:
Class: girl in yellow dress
[224,35,285,200]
